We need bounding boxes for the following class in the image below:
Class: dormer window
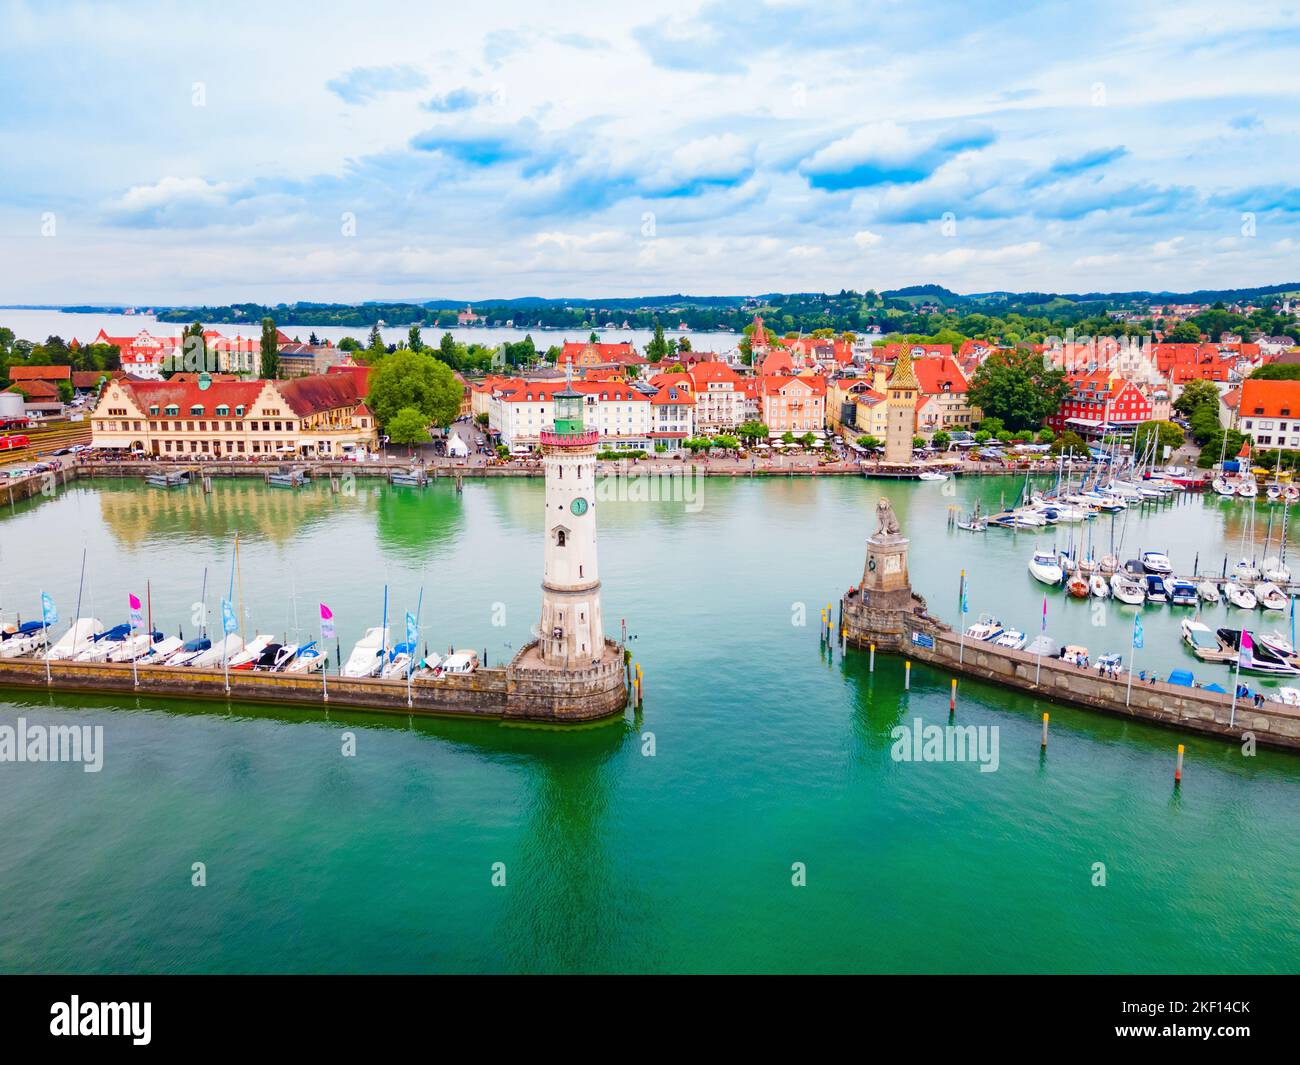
[148,405,160,416]
[235,405,245,416]
[165,405,179,416]
[216,405,230,416]
[190,405,204,415]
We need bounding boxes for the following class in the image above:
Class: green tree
[367,324,386,358]
[367,350,462,429]
[1036,427,1055,444]
[1166,321,1202,343]
[386,407,431,446]
[967,349,1070,432]
[857,434,882,449]
[1134,420,1185,458]
[737,420,769,445]
[931,430,952,449]
[1050,430,1088,457]
[407,324,424,352]
[646,319,668,363]
[259,317,279,379]
[912,435,925,449]
[1248,363,1300,381]
[1174,378,1222,417]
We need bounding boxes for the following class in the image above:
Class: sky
[1,0,1299,304]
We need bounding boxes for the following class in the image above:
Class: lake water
[0,474,1297,973]
[0,308,741,355]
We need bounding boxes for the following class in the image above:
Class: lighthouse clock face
[570,496,589,516]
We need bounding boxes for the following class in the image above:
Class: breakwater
[0,639,629,724]
[841,588,1300,751]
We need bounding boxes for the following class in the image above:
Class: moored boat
[992,629,1027,650]
[1168,579,1198,606]
[1255,582,1287,611]
[1066,572,1090,598]
[1197,580,1221,604]
[1141,550,1173,574]
[1089,573,1109,598]
[1110,572,1146,605]
[1143,574,1169,603]
[1028,550,1063,585]
[963,614,1004,641]
[1224,582,1258,609]
[342,626,389,677]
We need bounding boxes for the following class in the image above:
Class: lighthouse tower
[538,366,605,667]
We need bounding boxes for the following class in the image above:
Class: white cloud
[854,230,883,249]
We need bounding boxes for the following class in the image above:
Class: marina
[1,471,1298,975]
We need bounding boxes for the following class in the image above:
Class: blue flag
[221,598,238,635]
[41,592,58,626]
[405,611,418,646]
[1132,615,1144,650]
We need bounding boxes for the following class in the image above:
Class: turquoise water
[0,474,1297,973]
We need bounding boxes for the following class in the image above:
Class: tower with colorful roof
[537,363,605,667]
[884,345,919,463]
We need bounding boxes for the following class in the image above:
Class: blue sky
[1,0,1298,303]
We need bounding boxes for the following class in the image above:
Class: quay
[841,497,1300,751]
[0,639,629,724]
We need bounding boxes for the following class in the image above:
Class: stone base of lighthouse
[506,638,628,721]
[841,532,932,652]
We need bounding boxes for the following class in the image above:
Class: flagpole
[958,569,966,664]
[1230,631,1246,729]
[1035,595,1046,685]
[41,590,51,684]
[1125,614,1140,707]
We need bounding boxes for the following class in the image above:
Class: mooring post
[840,625,847,655]
[949,677,957,713]
[904,660,911,690]
[1041,712,1049,748]
[1175,743,1184,784]
[869,643,875,672]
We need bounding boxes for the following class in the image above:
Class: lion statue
[875,497,901,538]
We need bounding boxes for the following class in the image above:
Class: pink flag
[320,604,333,620]
[129,594,142,611]
[128,592,144,631]
[1239,630,1254,669]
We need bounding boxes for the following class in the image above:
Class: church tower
[538,367,605,667]
[884,345,919,464]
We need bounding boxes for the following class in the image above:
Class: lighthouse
[538,366,605,667]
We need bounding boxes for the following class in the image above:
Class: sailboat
[45,618,104,660]
[343,627,389,677]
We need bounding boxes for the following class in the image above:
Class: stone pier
[840,497,1300,751]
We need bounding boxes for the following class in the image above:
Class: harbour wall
[0,638,629,724]
[841,592,1300,751]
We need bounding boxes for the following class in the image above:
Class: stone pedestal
[861,533,911,607]
[842,506,930,651]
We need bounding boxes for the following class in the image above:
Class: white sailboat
[44,618,104,660]
[1255,582,1287,611]
[1224,582,1258,609]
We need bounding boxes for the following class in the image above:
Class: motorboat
[1216,628,1300,675]
[1271,687,1300,706]
[73,623,132,662]
[917,471,948,481]
[1197,580,1221,604]
[1255,582,1287,611]
[1168,579,1199,606]
[166,635,214,666]
[251,642,299,671]
[1089,573,1110,598]
[1110,572,1146,605]
[1211,477,1236,497]
[1144,575,1169,603]
[189,633,243,668]
[992,629,1027,650]
[440,650,480,674]
[1181,618,1226,661]
[227,634,274,670]
[1261,556,1292,583]
[1028,550,1064,585]
[284,640,325,673]
[380,641,418,679]
[1224,582,1258,609]
[1097,652,1124,673]
[0,621,50,658]
[1066,572,1090,598]
[963,614,1004,641]
[1059,645,1089,666]
[44,618,104,660]
[1141,550,1173,574]
[342,626,389,677]
[1256,631,1296,662]
[956,517,987,532]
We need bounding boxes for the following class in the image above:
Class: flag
[128,593,144,631]
[221,598,238,635]
[960,570,968,616]
[1132,615,1143,650]
[1239,629,1254,670]
[405,611,418,646]
[41,592,58,626]
[1041,595,1048,632]
[319,603,335,640]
